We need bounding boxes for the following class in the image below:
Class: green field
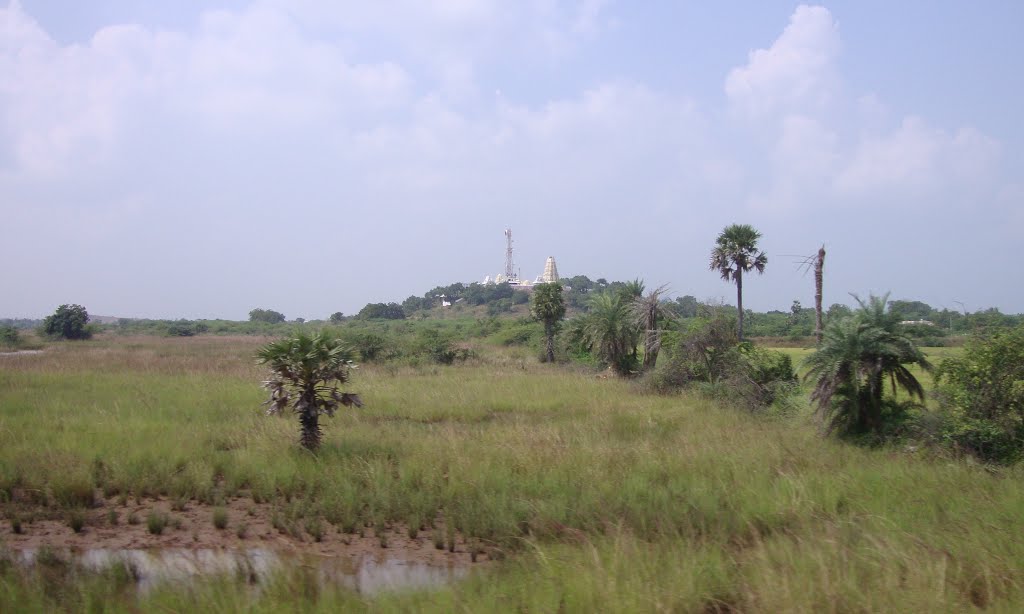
[1,336,1021,611]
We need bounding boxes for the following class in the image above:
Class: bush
[645,317,798,412]
[147,511,168,535]
[0,325,19,348]
[934,324,1024,463]
[166,320,208,337]
[41,304,91,340]
[213,508,228,530]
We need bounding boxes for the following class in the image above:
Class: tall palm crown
[709,224,767,340]
[803,294,931,435]
[257,331,362,451]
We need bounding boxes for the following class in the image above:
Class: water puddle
[14,548,469,595]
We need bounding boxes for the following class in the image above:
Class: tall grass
[1,336,1021,610]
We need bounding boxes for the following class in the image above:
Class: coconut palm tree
[531,282,566,363]
[709,224,767,340]
[257,331,363,451]
[803,294,931,435]
[630,284,670,371]
[580,291,639,375]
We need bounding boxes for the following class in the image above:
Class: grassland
[1,335,1022,611]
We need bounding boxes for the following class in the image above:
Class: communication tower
[504,228,516,282]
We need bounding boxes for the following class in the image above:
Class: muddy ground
[0,492,487,568]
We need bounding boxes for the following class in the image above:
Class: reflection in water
[16,548,468,595]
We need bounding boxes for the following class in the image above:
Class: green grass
[1,335,1022,611]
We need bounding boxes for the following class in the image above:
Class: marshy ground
[1,335,1022,611]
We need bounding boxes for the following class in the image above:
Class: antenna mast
[504,228,515,281]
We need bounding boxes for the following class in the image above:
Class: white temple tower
[541,256,559,283]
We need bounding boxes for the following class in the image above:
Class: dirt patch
[1,494,486,569]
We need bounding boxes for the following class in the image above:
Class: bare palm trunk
[642,315,659,371]
[544,320,555,363]
[814,245,825,344]
[299,388,321,451]
[735,268,744,341]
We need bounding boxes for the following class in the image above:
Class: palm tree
[803,294,931,435]
[580,290,639,375]
[630,284,670,371]
[709,224,767,340]
[531,282,566,363]
[257,331,363,451]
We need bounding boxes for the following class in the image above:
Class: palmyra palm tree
[709,224,767,341]
[531,282,566,363]
[257,331,363,451]
[803,294,931,435]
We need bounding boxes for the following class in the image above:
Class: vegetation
[1,336,1023,611]
[649,313,797,412]
[249,309,286,324]
[630,285,670,371]
[573,290,639,375]
[357,303,406,320]
[934,323,1024,463]
[257,331,363,451]
[0,324,19,349]
[804,294,931,436]
[530,283,566,363]
[709,224,767,340]
[40,304,91,340]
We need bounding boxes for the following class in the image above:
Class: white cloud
[0,2,412,177]
[725,4,840,119]
[836,117,999,197]
[722,5,1002,214]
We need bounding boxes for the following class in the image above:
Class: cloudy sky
[2,1,1022,320]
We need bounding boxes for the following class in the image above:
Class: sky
[2,1,1022,320]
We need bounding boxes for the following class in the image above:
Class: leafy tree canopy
[357,302,406,320]
[249,308,286,324]
[41,304,91,340]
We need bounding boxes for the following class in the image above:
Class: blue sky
[2,1,1022,319]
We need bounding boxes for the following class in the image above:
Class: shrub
[934,324,1024,463]
[166,320,207,337]
[147,511,168,535]
[645,317,797,412]
[413,329,460,364]
[213,508,228,529]
[67,510,86,533]
[0,325,19,348]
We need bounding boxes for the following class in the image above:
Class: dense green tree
[826,303,853,323]
[357,302,406,320]
[531,283,566,363]
[888,299,934,321]
[329,312,345,323]
[674,295,699,318]
[935,324,1024,463]
[804,294,931,435]
[249,308,286,324]
[41,304,91,340]
[257,332,363,451]
[709,224,767,340]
